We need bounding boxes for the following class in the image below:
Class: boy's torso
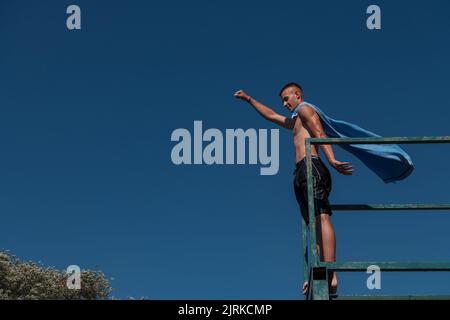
[292,113,319,163]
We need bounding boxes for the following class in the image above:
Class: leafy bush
[0,251,111,300]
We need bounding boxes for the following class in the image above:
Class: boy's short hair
[279,82,303,98]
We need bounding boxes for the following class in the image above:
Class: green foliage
[0,251,111,300]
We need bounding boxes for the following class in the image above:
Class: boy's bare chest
[293,117,311,141]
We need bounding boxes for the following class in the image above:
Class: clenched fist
[234,90,251,102]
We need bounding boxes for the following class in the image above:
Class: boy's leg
[303,213,337,294]
[315,217,324,260]
[319,212,337,294]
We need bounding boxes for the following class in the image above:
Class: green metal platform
[330,295,450,300]
[302,136,450,300]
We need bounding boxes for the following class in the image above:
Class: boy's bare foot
[329,272,338,294]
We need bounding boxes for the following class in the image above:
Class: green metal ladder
[302,136,450,300]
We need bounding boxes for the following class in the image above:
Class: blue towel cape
[292,102,414,183]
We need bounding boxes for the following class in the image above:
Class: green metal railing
[302,136,450,300]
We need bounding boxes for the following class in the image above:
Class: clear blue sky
[1,0,450,299]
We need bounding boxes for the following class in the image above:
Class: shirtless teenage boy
[234,83,353,295]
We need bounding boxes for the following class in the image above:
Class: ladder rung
[331,204,450,211]
[322,261,450,272]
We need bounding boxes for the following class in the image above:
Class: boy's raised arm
[234,89,294,130]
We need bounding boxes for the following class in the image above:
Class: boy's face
[280,87,302,112]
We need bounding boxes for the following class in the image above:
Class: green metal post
[305,140,319,267]
[301,217,309,288]
[306,139,329,300]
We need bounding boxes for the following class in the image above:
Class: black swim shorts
[293,156,333,225]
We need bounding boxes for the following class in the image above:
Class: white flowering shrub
[0,251,111,300]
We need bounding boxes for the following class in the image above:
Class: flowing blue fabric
[292,101,414,183]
